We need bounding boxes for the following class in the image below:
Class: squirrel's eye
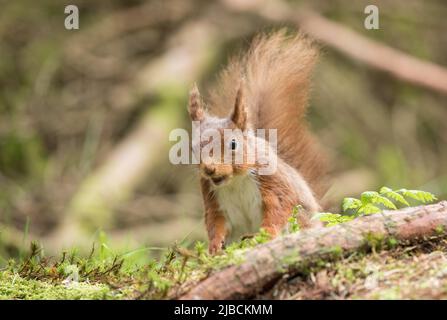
[230,139,237,150]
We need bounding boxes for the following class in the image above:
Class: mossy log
[181,201,447,299]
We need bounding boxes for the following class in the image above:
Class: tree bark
[181,201,447,300]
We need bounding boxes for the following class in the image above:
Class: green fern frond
[360,191,397,210]
[360,191,377,203]
[397,189,437,203]
[342,197,362,211]
[357,203,381,214]
[372,194,397,209]
[379,187,410,206]
[317,186,437,227]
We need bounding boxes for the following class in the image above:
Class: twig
[222,0,447,95]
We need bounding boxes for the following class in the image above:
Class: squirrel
[187,30,328,254]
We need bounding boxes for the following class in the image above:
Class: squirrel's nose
[204,165,216,176]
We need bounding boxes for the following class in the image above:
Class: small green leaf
[358,203,381,214]
[315,212,354,226]
[379,186,392,194]
[371,194,397,209]
[379,187,409,206]
[398,189,437,204]
[342,198,362,212]
[360,191,379,203]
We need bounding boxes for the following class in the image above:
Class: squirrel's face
[187,82,251,187]
[196,125,252,187]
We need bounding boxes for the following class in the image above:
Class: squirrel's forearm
[206,213,227,254]
[201,178,227,253]
[258,181,290,237]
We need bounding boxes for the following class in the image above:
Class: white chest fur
[215,174,263,243]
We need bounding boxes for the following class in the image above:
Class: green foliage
[395,188,437,203]
[0,225,276,300]
[316,186,437,227]
[0,272,116,300]
[378,187,409,206]
[287,205,302,233]
[0,186,439,299]
[314,212,355,227]
[194,241,206,257]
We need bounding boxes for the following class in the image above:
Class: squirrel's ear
[231,80,247,130]
[188,83,204,122]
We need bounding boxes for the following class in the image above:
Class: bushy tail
[209,30,327,197]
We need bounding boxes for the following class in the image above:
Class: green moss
[363,232,386,251]
[328,245,343,258]
[387,237,399,248]
[0,272,119,300]
[279,252,301,269]
[435,225,445,235]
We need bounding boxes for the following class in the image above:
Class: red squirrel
[187,30,327,254]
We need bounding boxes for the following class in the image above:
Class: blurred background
[0,0,446,262]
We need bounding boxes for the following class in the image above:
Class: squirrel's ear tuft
[188,83,204,121]
[231,79,247,130]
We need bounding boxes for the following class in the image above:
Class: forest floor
[261,237,447,299]
[1,231,447,300]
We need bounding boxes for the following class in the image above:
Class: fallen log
[181,201,447,299]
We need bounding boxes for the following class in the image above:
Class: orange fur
[189,30,327,254]
[209,30,328,196]
[201,179,227,254]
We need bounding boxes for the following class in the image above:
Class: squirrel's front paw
[208,239,224,255]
